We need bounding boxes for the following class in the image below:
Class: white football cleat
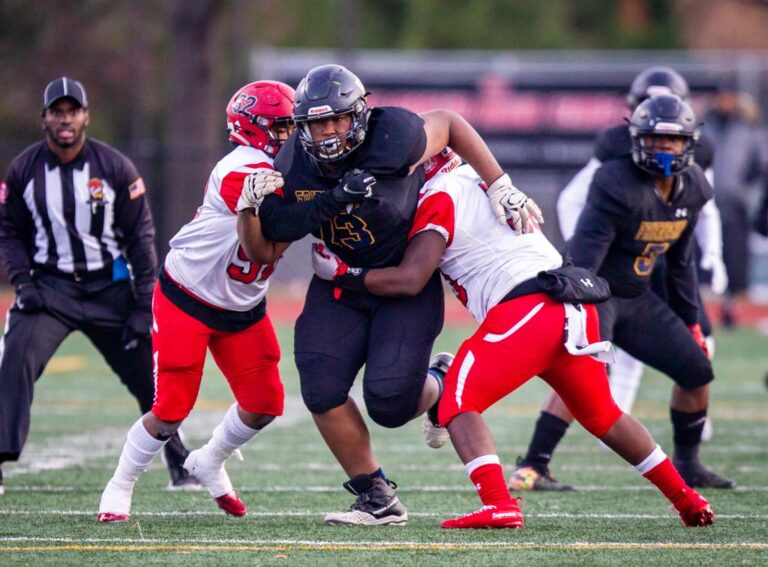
[98,478,134,523]
[183,447,247,517]
[183,447,233,498]
[422,412,450,449]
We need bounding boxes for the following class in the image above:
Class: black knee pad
[674,352,715,389]
[364,379,423,429]
[296,352,355,414]
[301,379,349,413]
[366,396,415,429]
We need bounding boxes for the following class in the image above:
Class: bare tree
[158,0,225,254]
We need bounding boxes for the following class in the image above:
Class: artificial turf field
[0,311,766,565]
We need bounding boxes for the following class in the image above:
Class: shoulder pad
[594,125,632,163]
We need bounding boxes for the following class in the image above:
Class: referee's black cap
[43,77,88,110]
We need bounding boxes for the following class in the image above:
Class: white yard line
[1,535,766,551]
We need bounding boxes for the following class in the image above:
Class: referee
[0,77,196,494]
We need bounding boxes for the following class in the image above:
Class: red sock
[643,457,688,504]
[469,463,512,506]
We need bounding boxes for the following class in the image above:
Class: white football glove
[311,243,349,281]
[236,168,284,213]
[484,173,544,233]
[700,252,729,296]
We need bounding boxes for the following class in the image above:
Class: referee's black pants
[0,274,185,471]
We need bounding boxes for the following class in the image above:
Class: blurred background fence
[1,0,767,292]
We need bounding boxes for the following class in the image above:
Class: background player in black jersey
[0,77,194,495]
[510,93,735,493]
[248,64,543,526]
[511,68,726,492]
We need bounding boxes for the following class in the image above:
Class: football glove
[14,282,45,313]
[699,252,728,296]
[122,309,152,351]
[236,168,284,213]
[484,173,544,233]
[688,323,711,359]
[311,243,368,293]
[332,169,376,205]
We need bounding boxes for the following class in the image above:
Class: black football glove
[14,282,45,313]
[122,309,152,351]
[331,169,376,205]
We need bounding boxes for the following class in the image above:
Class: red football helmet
[226,80,295,155]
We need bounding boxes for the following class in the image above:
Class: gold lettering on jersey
[295,189,323,202]
[331,213,375,250]
[634,220,688,242]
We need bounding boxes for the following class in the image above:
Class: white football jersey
[410,164,562,322]
[164,145,277,311]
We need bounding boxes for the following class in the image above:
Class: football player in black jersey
[512,93,735,493]
[243,64,543,526]
[511,68,727,492]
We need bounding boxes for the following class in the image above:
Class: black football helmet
[293,64,370,162]
[627,66,690,109]
[629,93,699,177]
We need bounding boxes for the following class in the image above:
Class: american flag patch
[128,177,146,200]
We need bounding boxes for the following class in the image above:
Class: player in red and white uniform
[98,81,295,523]
[312,149,715,530]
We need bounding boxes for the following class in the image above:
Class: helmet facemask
[296,99,368,162]
[632,134,697,177]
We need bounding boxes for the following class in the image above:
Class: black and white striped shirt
[0,139,157,304]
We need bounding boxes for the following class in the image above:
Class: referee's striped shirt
[0,139,157,303]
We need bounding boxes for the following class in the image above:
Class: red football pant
[438,293,622,438]
[150,284,284,422]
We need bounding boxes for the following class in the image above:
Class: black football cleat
[163,432,201,490]
[673,459,735,489]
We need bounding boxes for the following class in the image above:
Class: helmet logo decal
[645,85,674,97]
[653,122,684,133]
[309,105,333,116]
[232,93,257,118]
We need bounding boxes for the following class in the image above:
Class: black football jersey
[594,124,715,170]
[569,157,712,326]
[260,106,427,267]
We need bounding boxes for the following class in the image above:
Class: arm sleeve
[568,169,622,271]
[0,169,34,285]
[258,190,343,243]
[665,220,700,326]
[557,157,601,240]
[113,158,157,309]
[694,198,723,262]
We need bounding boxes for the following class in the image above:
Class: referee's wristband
[337,267,369,294]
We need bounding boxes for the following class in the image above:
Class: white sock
[205,404,261,463]
[464,454,501,476]
[112,419,167,486]
[609,349,644,413]
[634,444,667,474]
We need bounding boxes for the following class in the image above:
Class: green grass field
[0,322,766,565]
